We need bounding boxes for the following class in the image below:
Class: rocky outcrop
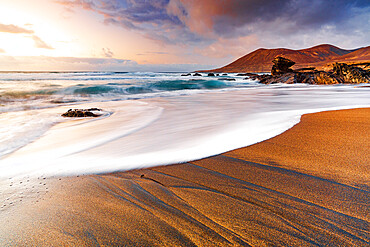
[259,71,346,85]
[254,57,369,85]
[332,63,370,84]
[271,56,295,75]
[193,73,202,76]
[208,73,215,76]
[62,108,102,118]
[312,72,344,84]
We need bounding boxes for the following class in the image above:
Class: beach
[1,108,369,246]
[1,0,369,246]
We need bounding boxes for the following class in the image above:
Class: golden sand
[0,108,369,246]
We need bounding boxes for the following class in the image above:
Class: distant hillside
[200,44,370,73]
[331,46,370,62]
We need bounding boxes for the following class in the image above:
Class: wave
[0,76,249,102]
[0,84,369,178]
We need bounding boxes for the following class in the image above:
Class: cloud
[0,23,54,50]
[0,55,210,72]
[55,0,96,11]
[57,1,370,38]
[102,47,114,58]
[0,56,137,71]
[0,23,34,34]
[56,0,370,62]
[136,51,169,56]
[32,35,54,49]
[167,0,370,37]
[57,0,206,45]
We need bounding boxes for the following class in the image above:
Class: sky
[0,0,369,71]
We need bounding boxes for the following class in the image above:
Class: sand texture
[0,108,369,246]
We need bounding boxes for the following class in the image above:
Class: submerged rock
[62,108,102,118]
[193,73,202,76]
[244,73,269,81]
[218,78,236,81]
[181,73,191,76]
[239,73,259,78]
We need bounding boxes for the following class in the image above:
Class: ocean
[0,71,369,178]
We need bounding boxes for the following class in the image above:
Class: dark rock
[216,74,220,76]
[245,73,269,81]
[62,108,102,118]
[218,78,236,81]
[242,73,259,78]
[312,72,344,84]
[236,73,249,76]
[271,56,295,75]
[257,58,369,85]
[87,108,101,111]
[259,73,295,84]
[259,71,344,85]
[294,67,317,72]
[181,73,191,76]
[208,73,215,76]
[222,73,228,76]
[350,62,370,71]
[332,63,370,84]
[193,73,202,76]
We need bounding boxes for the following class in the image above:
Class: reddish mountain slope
[201,44,369,73]
[332,46,370,62]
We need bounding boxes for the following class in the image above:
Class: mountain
[331,46,370,62]
[201,44,369,73]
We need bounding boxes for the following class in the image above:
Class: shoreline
[1,92,369,178]
[0,108,369,246]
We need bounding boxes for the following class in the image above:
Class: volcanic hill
[201,44,370,73]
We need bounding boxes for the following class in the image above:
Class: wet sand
[0,108,369,246]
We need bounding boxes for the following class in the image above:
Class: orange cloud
[0,23,34,34]
[55,0,95,11]
[102,47,114,58]
[32,35,53,49]
[167,0,234,36]
[0,23,53,50]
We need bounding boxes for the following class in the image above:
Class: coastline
[0,108,369,246]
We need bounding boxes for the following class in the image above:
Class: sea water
[0,72,369,178]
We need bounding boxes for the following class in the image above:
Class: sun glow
[0,1,77,57]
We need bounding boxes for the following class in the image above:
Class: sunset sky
[0,0,369,71]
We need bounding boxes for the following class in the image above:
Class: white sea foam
[0,83,369,178]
